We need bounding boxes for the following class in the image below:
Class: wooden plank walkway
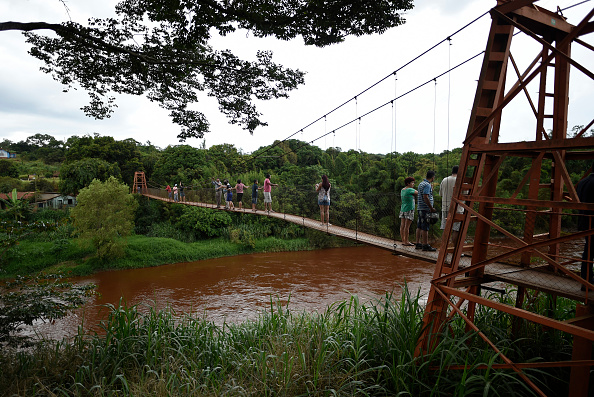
[145,194,590,302]
[145,193,439,262]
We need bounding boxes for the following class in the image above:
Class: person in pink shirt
[234,179,247,209]
[263,173,278,212]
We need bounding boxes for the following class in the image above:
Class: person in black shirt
[577,165,594,286]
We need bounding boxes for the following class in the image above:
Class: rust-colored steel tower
[419,1,594,396]
[132,171,147,194]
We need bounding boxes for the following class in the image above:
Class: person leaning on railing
[211,177,223,208]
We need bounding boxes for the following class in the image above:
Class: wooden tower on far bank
[419,1,594,396]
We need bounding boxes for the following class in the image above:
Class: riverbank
[3,234,329,278]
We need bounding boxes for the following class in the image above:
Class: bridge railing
[146,185,405,242]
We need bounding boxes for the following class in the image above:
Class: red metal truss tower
[419,1,594,396]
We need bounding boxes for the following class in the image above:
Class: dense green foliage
[0,273,94,346]
[71,177,138,259]
[0,160,18,178]
[0,286,577,396]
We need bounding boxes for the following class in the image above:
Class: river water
[36,246,435,340]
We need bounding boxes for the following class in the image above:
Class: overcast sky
[1,0,592,155]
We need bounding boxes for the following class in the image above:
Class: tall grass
[0,285,569,396]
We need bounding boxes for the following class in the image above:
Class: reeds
[0,286,572,396]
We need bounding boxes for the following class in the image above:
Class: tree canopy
[71,176,138,259]
[1,0,413,141]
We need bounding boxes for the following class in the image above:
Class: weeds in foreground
[0,286,573,396]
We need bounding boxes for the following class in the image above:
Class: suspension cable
[249,10,490,162]
[447,37,452,173]
[273,50,484,161]
[433,78,437,170]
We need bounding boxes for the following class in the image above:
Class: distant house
[0,148,16,158]
[36,193,77,209]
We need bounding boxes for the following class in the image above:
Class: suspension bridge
[135,1,594,395]
[134,178,591,305]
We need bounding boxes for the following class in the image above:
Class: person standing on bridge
[399,177,418,246]
[235,179,247,210]
[263,174,278,212]
[179,182,186,202]
[166,184,172,201]
[415,170,438,252]
[225,181,235,210]
[252,179,261,211]
[173,184,179,202]
[577,165,594,289]
[316,175,331,225]
[439,166,463,248]
[221,180,230,209]
[212,178,223,208]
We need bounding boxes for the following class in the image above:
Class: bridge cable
[249,10,490,162]
[269,50,484,163]
[324,115,327,150]
[355,96,359,151]
[446,37,452,175]
[562,0,592,12]
[391,99,397,245]
[433,78,437,170]
[392,72,397,155]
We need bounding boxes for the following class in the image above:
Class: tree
[59,157,122,195]
[1,0,413,140]
[0,160,18,178]
[64,134,143,186]
[70,177,138,259]
[0,273,95,346]
[152,145,208,184]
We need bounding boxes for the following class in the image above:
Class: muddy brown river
[35,246,435,340]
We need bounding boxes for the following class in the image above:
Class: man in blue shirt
[416,170,438,251]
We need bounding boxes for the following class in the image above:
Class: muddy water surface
[39,246,435,339]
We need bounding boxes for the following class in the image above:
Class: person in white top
[440,165,462,247]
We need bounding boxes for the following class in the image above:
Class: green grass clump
[1,235,312,278]
[0,286,566,396]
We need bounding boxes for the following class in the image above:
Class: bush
[145,222,195,242]
[229,227,256,248]
[176,206,232,239]
[0,177,24,194]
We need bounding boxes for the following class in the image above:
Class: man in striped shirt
[415,170,438,252]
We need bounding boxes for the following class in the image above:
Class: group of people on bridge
[165,182,186,202]
[399,166,461,252]
[211,174,279,212]
[208,174,332,225]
